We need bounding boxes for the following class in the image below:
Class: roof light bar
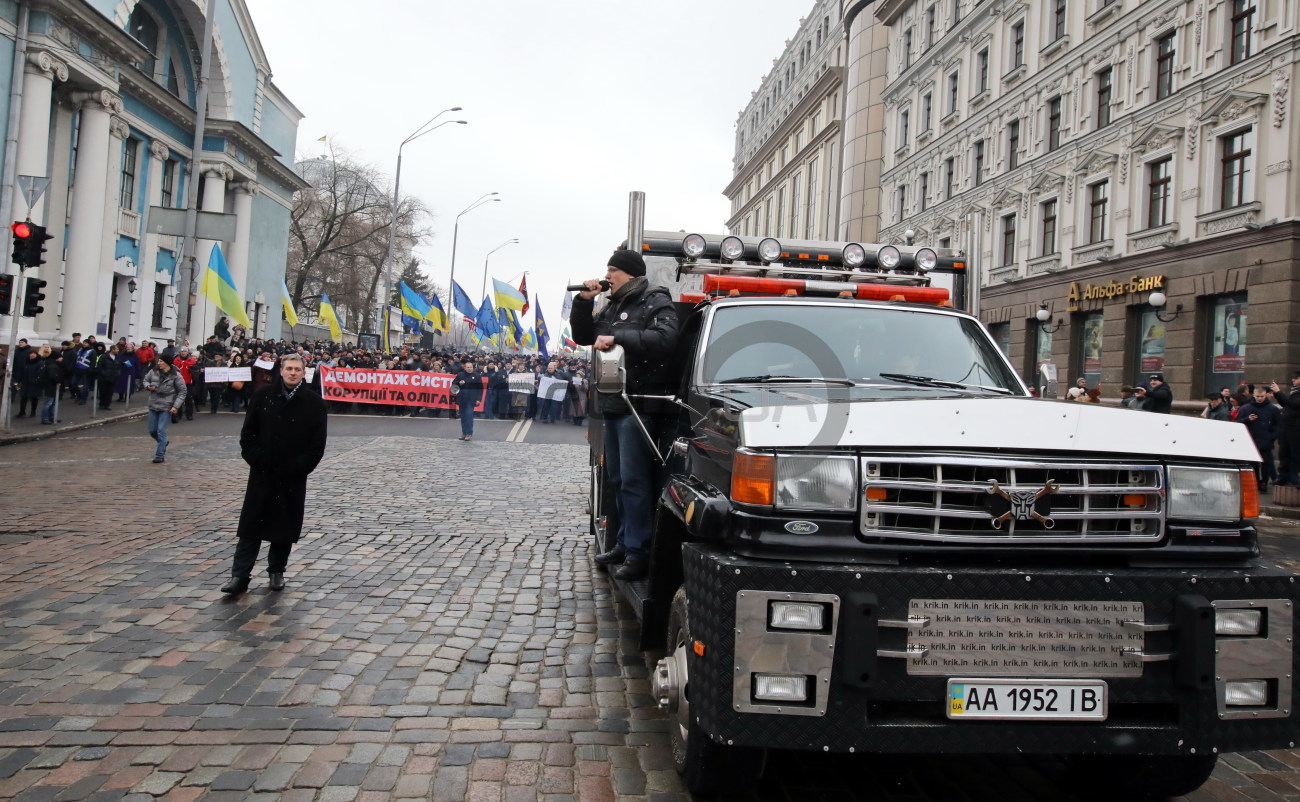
[701,274,950,305]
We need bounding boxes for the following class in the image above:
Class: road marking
[508,418,533,443]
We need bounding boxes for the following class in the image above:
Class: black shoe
[268,573,285,591]
[15,413,25,418]
[614,558,648,581]
[220,577,249,594]
[594,544,626,565]
[152,456,164,463]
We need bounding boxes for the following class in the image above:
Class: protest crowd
[7,328,591,427]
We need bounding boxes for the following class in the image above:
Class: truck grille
[860,455,1164,544]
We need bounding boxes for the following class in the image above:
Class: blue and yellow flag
[280,278,299,327]
[399,281,433,329]
[319,291,343,342]
[493,278,527,313]
[199,244,250,328]
[425,293,448,332]
[521,329,536,350]
[475,295,500,344]
[452,281,478,320]
[535,302,551,361]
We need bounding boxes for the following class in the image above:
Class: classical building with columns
[0,0,305,349]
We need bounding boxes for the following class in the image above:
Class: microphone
[567,280,611,292]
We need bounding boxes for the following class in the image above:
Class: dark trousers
[459,402,475,436]
[231,537,293,578]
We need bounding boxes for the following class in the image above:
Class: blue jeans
[41,396,55,423]
[146,410,171,458]
[459,403,475,436]
[603,413,658,560]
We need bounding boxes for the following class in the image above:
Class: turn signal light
[733,452,775,506]
[865,487,888,501]
[1241,470,1260,519]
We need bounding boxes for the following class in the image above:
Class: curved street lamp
[377,107,466,339]
[447,193,500,343]
[481,238,520,299]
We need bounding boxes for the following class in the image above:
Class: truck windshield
[700,303,1022,393]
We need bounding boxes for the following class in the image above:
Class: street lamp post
[378,108,466,348]
[447,192,499,345]
[480,238,520,299]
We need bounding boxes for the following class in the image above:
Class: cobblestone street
[2,419,1300,801]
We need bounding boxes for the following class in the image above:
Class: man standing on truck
[571,249,680,581]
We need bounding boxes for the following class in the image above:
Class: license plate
[947,678,1108,721]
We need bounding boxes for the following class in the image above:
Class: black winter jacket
[570,278,680,414]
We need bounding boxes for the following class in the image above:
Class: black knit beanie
[607,249,646,278]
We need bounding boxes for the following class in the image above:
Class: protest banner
[227,367,252,382]
[508,373,536,394]
[538,375,568,402]
[320,365,485,410]
[204,366,229,382]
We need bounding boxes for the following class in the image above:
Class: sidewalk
[0,392,145,446]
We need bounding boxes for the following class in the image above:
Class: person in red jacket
[134,342,157,394]
[172,347,197,422]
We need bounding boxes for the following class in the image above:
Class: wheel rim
[666,638,691,748]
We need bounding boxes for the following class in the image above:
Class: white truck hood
[736,396,1261,462]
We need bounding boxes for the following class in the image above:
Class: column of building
[105,118,129,342]
[60,89,122,341]
[230,181,257,330]
[188,163,231,343]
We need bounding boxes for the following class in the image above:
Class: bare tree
[287,145,431,330]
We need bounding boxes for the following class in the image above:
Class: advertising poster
[1212,302,1247,373]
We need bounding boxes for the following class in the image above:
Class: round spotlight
[914,248,938,273]
[720,236,745,262]
[843,243,867,269]
[682,233,707,259]
[757,238,782,264]
[877,245,902,270]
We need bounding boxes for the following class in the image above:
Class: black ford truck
[585,214,1296,800]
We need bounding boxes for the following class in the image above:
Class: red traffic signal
[10,221,51,268]
[0,273,12,315]
[11,222,31,239]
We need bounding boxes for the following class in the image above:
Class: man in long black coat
[221,353,328,594]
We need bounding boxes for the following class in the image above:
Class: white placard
[508,372,536,394]
[254,358,275,370]
[305,367,316,383]
[227,367,252,381]
[538,375,568,402]
[204,366,229,382]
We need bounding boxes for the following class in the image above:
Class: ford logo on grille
[785,521,819,535]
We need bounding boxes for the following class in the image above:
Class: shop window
[989,322,1011,358]
[1133,307,1168,381]
[1205,294,1247,392]
[1077,311,1104,389]
[1032,322,1055,392]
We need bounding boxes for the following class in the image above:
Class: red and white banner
[319,366,486,410]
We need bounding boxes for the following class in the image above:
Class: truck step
[613,576,652,621]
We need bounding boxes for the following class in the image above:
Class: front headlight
[1168,467,1240,520]
[775,456,858,511]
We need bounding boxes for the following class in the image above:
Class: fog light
[1224,680,1269,706]
[754,673,808,702]
[720,236,745,262]
[682,233,707,259]
[1215,608,1262,636]
[770,602,825,630]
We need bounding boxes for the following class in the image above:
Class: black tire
[666,588,766,798]
[1065,753,1219,800]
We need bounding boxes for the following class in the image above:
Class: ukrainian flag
[319,291,343,342]
[399,281,432,329]
[426,293,448,332]
[493,278,527,313]
[280,278,299,327]
[199,244,250,327]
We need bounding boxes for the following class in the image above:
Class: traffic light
[21,277,46,317]
[0,274,11,315]
[10,221,51,268]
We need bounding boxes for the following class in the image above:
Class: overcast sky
[245,0,811,337]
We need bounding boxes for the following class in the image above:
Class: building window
[1230,0,1255,65]
[128,6,160,78]
[1047,96,1062,151]
[903,29,913,68]
[1147,157,1172,228]
[947,72,960,114]
[1078,311,1103,388]
[1221,129,1252,209]
[927,6,937,48]
[920,172,929,212]
[1001,214,1017,266]
[1011,21,1025,68]
[921,92,933,132]
[1155,32,1175,100]
[990,322,1012,358]
[1096,67,1112,128]
[945,157,955,199]
[160,159,175,207]
[152,283,167,328]
[939,236,952,249]
[1134,307,1168,379]
[119,138,140,210]
[977,49,989,93]
[951,0,962,24]
[897,184,908,221]
[1041,199,1058,255]
[1053,0,1067,41]
[776,187,786,237]
[806,156,819,239]
[1206,294,1247,391]
[899,109,910,148]
[973,140,985,186]
[1089,180,1109,243]
[1007,120,1020,170]
[789,173,801,238]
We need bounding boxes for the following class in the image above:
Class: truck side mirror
[593,346,627,394]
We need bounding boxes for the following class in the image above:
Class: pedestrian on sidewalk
[14,347,42,418]
[453,358,484,441]
[38,346,61,424]
[143,355,186,464]
[221,353,328,594]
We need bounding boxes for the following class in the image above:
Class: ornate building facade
[873,0,1300,401]
[0,0,305,348]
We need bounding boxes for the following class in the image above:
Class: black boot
[268,573,285,591]
[594,544,626,565]
[614,557,648,581]
[220,576,249,594]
